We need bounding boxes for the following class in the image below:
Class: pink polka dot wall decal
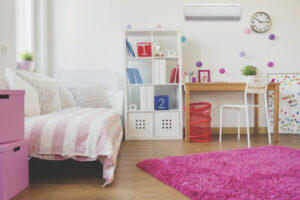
[157,24,162,28]
[244,28,251,34]
[268,61,274,67]
[219,68,226,74]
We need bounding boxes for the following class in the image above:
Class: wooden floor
[14,134,300,200]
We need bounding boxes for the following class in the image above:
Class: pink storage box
[0,140,28,200]
[0,90,24,144]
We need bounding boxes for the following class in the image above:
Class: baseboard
[211,127,268,134]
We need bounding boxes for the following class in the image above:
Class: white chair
[219,78,271,147]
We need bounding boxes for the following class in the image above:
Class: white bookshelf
[124,29,183,140]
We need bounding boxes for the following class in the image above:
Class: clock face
[251,12,271,33]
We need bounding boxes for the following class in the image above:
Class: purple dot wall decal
[196,61,202,67]
[126,24,132,29]
[268,61,274,67]
[239,51,246,57]
[219,68,226,74]
[269,34,275,40]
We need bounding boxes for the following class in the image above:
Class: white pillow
[4,67,41,116]
[105,90,123,115]
[70,85,123,114]
[17,70,75,110]
[17,70,62,114]
[58,82,76,109]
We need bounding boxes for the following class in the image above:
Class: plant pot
[18,60,32,71]
[243,75,256,82]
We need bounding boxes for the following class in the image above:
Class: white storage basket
[154,112,180,138]
[128,113,153,138]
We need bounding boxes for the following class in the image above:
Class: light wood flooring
[14,134,300,200]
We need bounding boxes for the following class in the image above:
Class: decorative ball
[244,28,251,34]
[239,51,246,57]
[219,68,226,74]
[126,24,132,29]
[196,61,202,67]
[181,36,186,43]
[268,61,274,67]
[269,34,275,40]
[157,24,162,29]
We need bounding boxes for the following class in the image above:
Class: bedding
[25,107,123,186]
[70,85,123,114]
[4,67,41,116]
[17,70,75,110]
[17,70,62,114]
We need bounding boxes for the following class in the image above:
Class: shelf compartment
[127,59,152,84]
[153,33,178,58]
[127,85,153,112]
[153,58,179,84]
[154,85,180,110]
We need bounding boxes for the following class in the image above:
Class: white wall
[46,0,300,127]
[0,0,16,68]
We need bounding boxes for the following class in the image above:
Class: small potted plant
[241,65,257,80]
[18,51,34,71]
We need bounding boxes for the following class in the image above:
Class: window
[16,0,33,57]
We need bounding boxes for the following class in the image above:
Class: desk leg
[273,84,279,142]
[185,85,190,142]
[254,94,259,134]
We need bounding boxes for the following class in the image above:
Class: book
[135,68,143,84]
[126,39,135,57]
[146,86,153,111]
[128,42,135,57]
[132,68,139,83]
[153,59,160,84]
[126,39,132,57]
[174,66,179,83]
[169,67,176,83]
[127,68,144,84]
[159,59,166,84]
[140,86,147,111]
[169,66,179,83]
[126,68,135,84]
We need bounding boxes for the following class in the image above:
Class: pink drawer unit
[0,90,25,144]
[0,140,29,200]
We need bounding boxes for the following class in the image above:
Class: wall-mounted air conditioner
[184,4,241,19]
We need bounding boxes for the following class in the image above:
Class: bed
[24,70,123,186]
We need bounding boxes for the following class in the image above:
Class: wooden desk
[185,82,280,143]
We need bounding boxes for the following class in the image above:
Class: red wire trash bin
[187,102,212,142]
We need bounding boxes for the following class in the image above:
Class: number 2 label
[158,98,165,109]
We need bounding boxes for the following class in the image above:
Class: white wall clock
[250,11,271,33]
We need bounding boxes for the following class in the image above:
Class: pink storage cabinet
[0,90,25,144]
[0,140,28,200]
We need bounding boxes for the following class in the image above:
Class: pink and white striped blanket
[25,107,123,186]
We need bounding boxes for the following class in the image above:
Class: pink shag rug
[137,146,300,200]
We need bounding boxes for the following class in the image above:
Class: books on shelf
[140,86,153,111]
[127,68,143,84]
[169,65,179,83]
[153,58,166,84]
[126,39,135,57]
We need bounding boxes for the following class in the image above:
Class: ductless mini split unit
[184,3,241,19]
